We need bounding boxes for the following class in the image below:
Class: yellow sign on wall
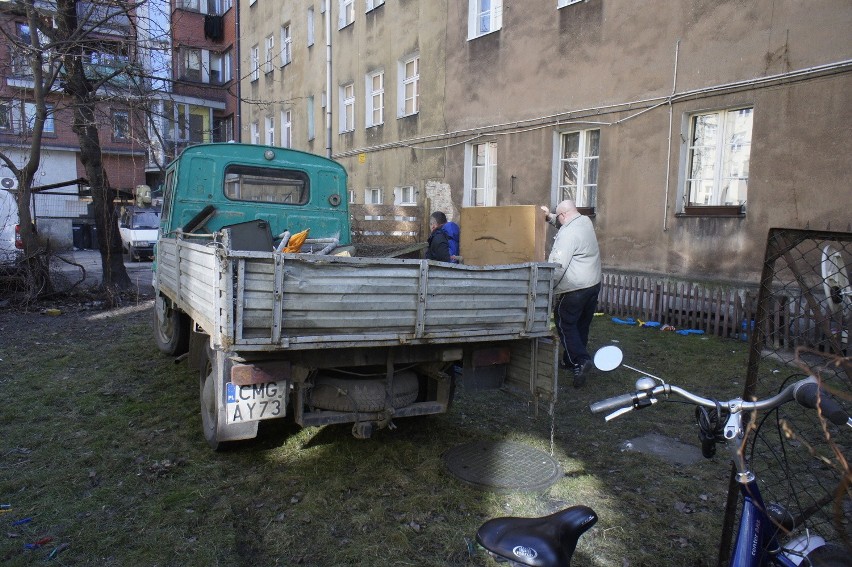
[358,153,366,164]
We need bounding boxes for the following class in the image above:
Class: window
[468,0,502,39]
[366,0,385,11]
[281,110,292,148]
[557,129,599,208]
[339,0,354,29]
[365,70,384,127]
[181,48,202,82]
[207,0,231,14]
[557,0,583,7]
[0,101,11,130]
[264,35,274,74]
[348,189,356,204]
[307,96,315,141]
[399,54,419,117]
[307,7,315,46]
[250,121,259,144]
[210,51,231,84]
[213,115,233,142]
[683,107,753,211]
[2,101,55,134]
[466,141,497,206]
[224,164,309,205]
[250,45,259,81]
[365,187,383,204]
[280,25,292,66]
[340,83,355,133]
[394,186,416,205]
[113,110,130,141]
[265,116,275,145]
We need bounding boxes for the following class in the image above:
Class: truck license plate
[226,381,288,424]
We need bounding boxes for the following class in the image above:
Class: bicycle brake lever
[604,406,634,421]
[604,398,658,421]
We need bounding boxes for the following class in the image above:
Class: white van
[0,189,22,266]
[118,206,161,261]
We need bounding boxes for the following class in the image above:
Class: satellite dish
[821,244,851,315]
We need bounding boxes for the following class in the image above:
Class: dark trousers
[554,283,601,368]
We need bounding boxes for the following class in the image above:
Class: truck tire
[153,295,189,356]
[199,345,259,450]
[308,371,419,412]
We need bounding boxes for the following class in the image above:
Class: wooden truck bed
[156,237,556,352]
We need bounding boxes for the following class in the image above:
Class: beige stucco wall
[240,0,852,285]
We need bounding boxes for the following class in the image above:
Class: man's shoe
[572,360,593,388]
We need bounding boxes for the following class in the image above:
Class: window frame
[306,96,315,141]
[250,45,259,81]
[679,106,753,216]
[468,0,503,40]
[366,0,385,11]
[112,109,130,141]
[553,128,600,211]
[264,35,275,74]
[557,0,584,7]
[280,109,292,148]
[209,50,231,84]
[339,0,354,29]
[365,70,384,128]
[364,187,383,205]
[464,141,498,207]
[279,24,292,67]
[394,185,416,206]
[398,54,419,118]
[265,116,275,145]
[307,7,315,46]
[339,82,355,133]
[250,121,259,145]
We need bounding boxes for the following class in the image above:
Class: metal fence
[716,229,851,565]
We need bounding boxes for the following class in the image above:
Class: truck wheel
[153,295,189,356]
[199,345,259,451]
[308,371,419,412]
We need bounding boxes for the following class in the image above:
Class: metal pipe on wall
[325,0,332,158]
[663,40,680,233]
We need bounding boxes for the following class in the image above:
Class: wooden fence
[598,272,845,352]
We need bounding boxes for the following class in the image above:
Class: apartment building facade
[0,1,148,248]
[143,0,240,190]
[239,0,852,285]
[239,0,449,212]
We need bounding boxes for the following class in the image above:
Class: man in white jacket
[541,200,601,387]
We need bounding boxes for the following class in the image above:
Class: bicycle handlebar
[590,377,851,427]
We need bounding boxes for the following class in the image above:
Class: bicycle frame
[725,407,820,567]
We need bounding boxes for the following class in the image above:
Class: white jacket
[547,215,601,294]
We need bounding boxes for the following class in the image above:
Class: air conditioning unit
[1,177,18,191]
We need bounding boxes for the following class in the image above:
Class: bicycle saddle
[476,505,598,566]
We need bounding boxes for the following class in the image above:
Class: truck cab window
[224,165,309,205]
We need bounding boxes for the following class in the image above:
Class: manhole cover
[443,440,561,492]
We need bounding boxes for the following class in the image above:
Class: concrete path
[53,249,153,292]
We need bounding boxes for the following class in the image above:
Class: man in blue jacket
[426,211,460,263]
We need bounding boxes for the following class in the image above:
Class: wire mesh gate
[717,229,851,565]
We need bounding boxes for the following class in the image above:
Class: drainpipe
[662,40,680,232]
[325,0,333,157]
[234,1,241,141]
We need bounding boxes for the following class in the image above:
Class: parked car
[118,206,161,262]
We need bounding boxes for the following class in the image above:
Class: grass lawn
[0,301,838,566]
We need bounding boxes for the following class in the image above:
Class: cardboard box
[459,205,547,266]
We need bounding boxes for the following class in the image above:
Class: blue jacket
[441,221,460,263]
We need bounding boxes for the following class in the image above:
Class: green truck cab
[159,143,350,249]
